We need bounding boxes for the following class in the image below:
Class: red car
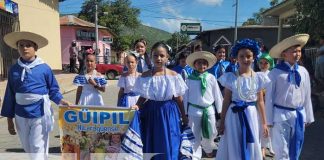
[96,64,124,80]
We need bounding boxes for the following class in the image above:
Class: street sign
[180,23,201,35]
[102,36,113,43]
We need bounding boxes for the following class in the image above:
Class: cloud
[142,22,151,27]
[158,5,199,33]
[196,0,223,6]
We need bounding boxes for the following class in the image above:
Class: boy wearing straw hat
[1,31,71,159]
[184,51,223,159]
[265,34,314,160]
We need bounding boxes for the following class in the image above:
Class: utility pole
[234,0,239,42]
[95,0,99,63]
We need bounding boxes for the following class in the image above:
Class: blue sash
[118,92,139,107]
[274,104,304,160]
[275,62,301,87]
[231,101,256,160]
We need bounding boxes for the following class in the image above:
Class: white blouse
[218,72,270,102]
[184,73,223,117]
[117,76,139,93]
[133,74,188,101]
[265,65,314,125]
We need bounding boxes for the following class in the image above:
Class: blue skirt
[140,100,182,160]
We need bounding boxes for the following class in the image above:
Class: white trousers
[189,114,217,160]
[272,118,304,160]
[15,115,50,160]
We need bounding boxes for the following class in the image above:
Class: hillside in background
[121,24,172,50]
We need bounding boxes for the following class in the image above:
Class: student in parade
[225,56,239,73]
[266,34,314,160]
[172,52,193,80]
[74,52,107,106]
[131,42,188,159]
[117,53,141,108]
[133,38,153,73]
[184,51,223,159]
[1,31,71,159]
[216,39,270,160]
[258,53,274,74]
[257,52,275,158]
[207,45,230,79]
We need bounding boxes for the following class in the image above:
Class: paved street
[0,80,119,154]
[0,79,323,159]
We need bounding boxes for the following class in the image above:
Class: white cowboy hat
[3,31,48,49]
[186,51,216,70]
[269,34,309,58]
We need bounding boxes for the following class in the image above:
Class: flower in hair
[230,38,260,58]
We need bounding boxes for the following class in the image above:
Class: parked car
[96,64,124,80]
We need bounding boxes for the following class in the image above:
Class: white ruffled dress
[216,72,270,160]
[73,71,107,106]
[117,75,140,108]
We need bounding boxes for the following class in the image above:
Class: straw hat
[186,51,216,70]
[269,34,309,58]
[3,31,48,49]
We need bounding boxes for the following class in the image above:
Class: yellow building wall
[14,0,61,69]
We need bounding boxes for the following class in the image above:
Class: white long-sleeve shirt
[184,73,223,117]
[265,63,314,125]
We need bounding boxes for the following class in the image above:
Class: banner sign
[180,23,201,35]
[59,106,134,160]
[1,0,18,15]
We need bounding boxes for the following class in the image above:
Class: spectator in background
[69,41,78,73]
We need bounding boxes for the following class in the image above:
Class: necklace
[236,70,257,101]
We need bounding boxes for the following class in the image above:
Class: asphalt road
[0,79,323,159]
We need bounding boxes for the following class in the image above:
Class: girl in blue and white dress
[117,53,141,107]
[216,39,270,160]
[131,42,188,160]
[73,53,107,106]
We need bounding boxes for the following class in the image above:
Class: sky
[59,0,272,33]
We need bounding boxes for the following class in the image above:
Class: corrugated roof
[60,15,107,29]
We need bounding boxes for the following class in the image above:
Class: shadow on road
[5,147,61,153]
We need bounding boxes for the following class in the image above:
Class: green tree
[242,18,257,26]
[270,0,279,7]
[78,0,140,52]
[242,8,266,26]
[166,32,190,53]
[290,0,324,40]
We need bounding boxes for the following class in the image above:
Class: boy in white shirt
[266,34,315,160]
[184,51,223,159]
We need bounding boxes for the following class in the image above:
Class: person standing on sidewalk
[266,34,315,160]
[69,41,78,73]
[1,31,71,160]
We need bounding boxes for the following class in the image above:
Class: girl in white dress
[258,53,275,158]
[216,39,270,160]
[74,53,107,106]
[117,53,141,107]
[131,42,188,160]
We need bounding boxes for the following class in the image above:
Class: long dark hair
[134,38,152,69]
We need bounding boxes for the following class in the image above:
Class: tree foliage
[242,8,266,26]
[290,0,324,40]
[166,32,190,53]
[78,0,141,52]
[270,0,279,7]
